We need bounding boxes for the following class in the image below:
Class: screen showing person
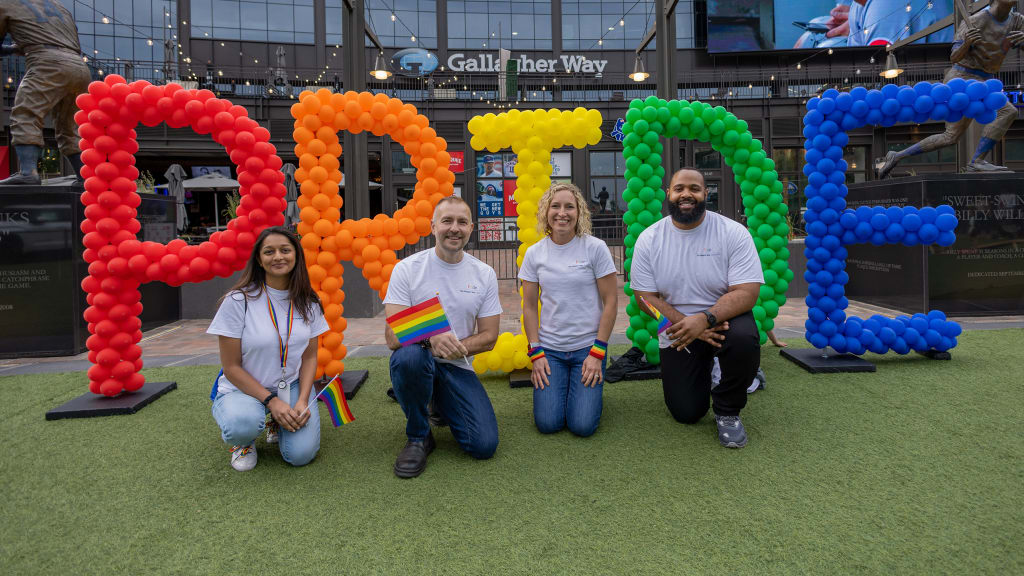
[476,180,503,202]
[708,0,954,52]
[476,155,503,178]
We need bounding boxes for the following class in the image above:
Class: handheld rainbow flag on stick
[639,296,690,353]
[386,296,451,347]
[639,296,671,334]
[388,294,473,369]
[300,375,355,427]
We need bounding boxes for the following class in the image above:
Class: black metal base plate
[509,369,532,388]
[917,350,951,360]
[46,381,177,421]
[780,348,876,374]
[317,370,368,400]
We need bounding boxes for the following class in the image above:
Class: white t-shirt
[207,286,330,400]
[518,234,618,351]
[630,212,764,348]
[383,248,502,368]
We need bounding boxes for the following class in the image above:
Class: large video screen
[708,0,954,53]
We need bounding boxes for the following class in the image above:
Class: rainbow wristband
[528,346,545,362]
[589,339,607,360]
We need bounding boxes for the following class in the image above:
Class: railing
[396,227,627,281]
[5,56,1022,110]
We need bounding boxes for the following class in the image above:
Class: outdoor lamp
[880,52,903,79]
[630,55,649,82]
[371,52,392,80]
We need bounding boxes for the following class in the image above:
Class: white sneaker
[265,418,280,444]
[230,443,257,471]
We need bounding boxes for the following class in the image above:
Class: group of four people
[208,168,766,475]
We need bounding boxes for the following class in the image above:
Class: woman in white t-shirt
[519,183,618,437]
[207,226,329,471]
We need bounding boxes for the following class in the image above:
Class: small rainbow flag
[640,296,671,334]
[386,296,451,346]
[316,375,355,427]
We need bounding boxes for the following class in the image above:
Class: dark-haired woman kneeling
[207,226,329,471]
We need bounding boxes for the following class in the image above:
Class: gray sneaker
[965,159,1012,173]
[715,415,748,448]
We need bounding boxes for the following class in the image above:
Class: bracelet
[528,346,545,362]
[261,391,277,407]
[589,339,608,360]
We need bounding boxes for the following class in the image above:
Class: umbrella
[164,163,188,233]
[182,173,241,229]
[282,163,298,225]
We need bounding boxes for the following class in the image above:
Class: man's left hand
[1010,31,1024,47]
[429,332,469,360]
[666,314,710,349]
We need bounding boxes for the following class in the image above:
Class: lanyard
[266,291,294,376]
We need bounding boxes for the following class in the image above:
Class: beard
[667,198,706,225]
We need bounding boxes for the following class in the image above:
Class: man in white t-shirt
[631,169,764,448]
[384,196,502,478]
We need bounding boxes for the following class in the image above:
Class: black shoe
[393,431,435,478]
[875,151,900,180]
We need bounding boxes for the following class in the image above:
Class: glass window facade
[562,1,654,51]
[326,0,343,45]
[448,1,552,50]
[190,0,315,44]
[366,0,437,49]
[562,1,695,51]
[62,0,177,64]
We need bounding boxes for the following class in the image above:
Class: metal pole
[656,0,680,173]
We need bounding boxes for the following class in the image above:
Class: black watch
[701,310,717,328]
[420,339,432,350]
[261,391,278,407]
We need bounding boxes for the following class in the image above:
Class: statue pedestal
[0,187,181,358]
[846,173,1024,316]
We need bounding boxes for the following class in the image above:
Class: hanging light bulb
[880,52,904,78]
[101,16,110,24]
[410,35,415,42]
[620,19,625,26]
[797,62,802,69]
[371,52,392,80]
[147,39,154,46]
[630,54,649,82]
[391,13,396,21]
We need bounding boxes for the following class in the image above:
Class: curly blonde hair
[535,182,593,238]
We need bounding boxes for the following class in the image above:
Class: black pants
[660,311,760,421]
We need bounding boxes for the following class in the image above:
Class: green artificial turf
[1,331,1022,575]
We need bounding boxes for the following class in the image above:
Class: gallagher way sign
[447,53,609,75]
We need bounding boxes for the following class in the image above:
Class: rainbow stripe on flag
[316,375,355,427]
[640,296,671,334]
[386,296,451,346]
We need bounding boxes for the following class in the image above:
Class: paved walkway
[2,277,1021,376]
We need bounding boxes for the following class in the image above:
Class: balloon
[619,98,790,363]
[799,83,962,356]
[292,90,456,379]
[76,76,286,395]
[468,107,604,373]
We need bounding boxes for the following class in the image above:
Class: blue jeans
[211,380,321,466]
[534,347,604,437]
[389,345,498,459]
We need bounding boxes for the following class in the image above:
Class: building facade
[3,0,1023,245]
